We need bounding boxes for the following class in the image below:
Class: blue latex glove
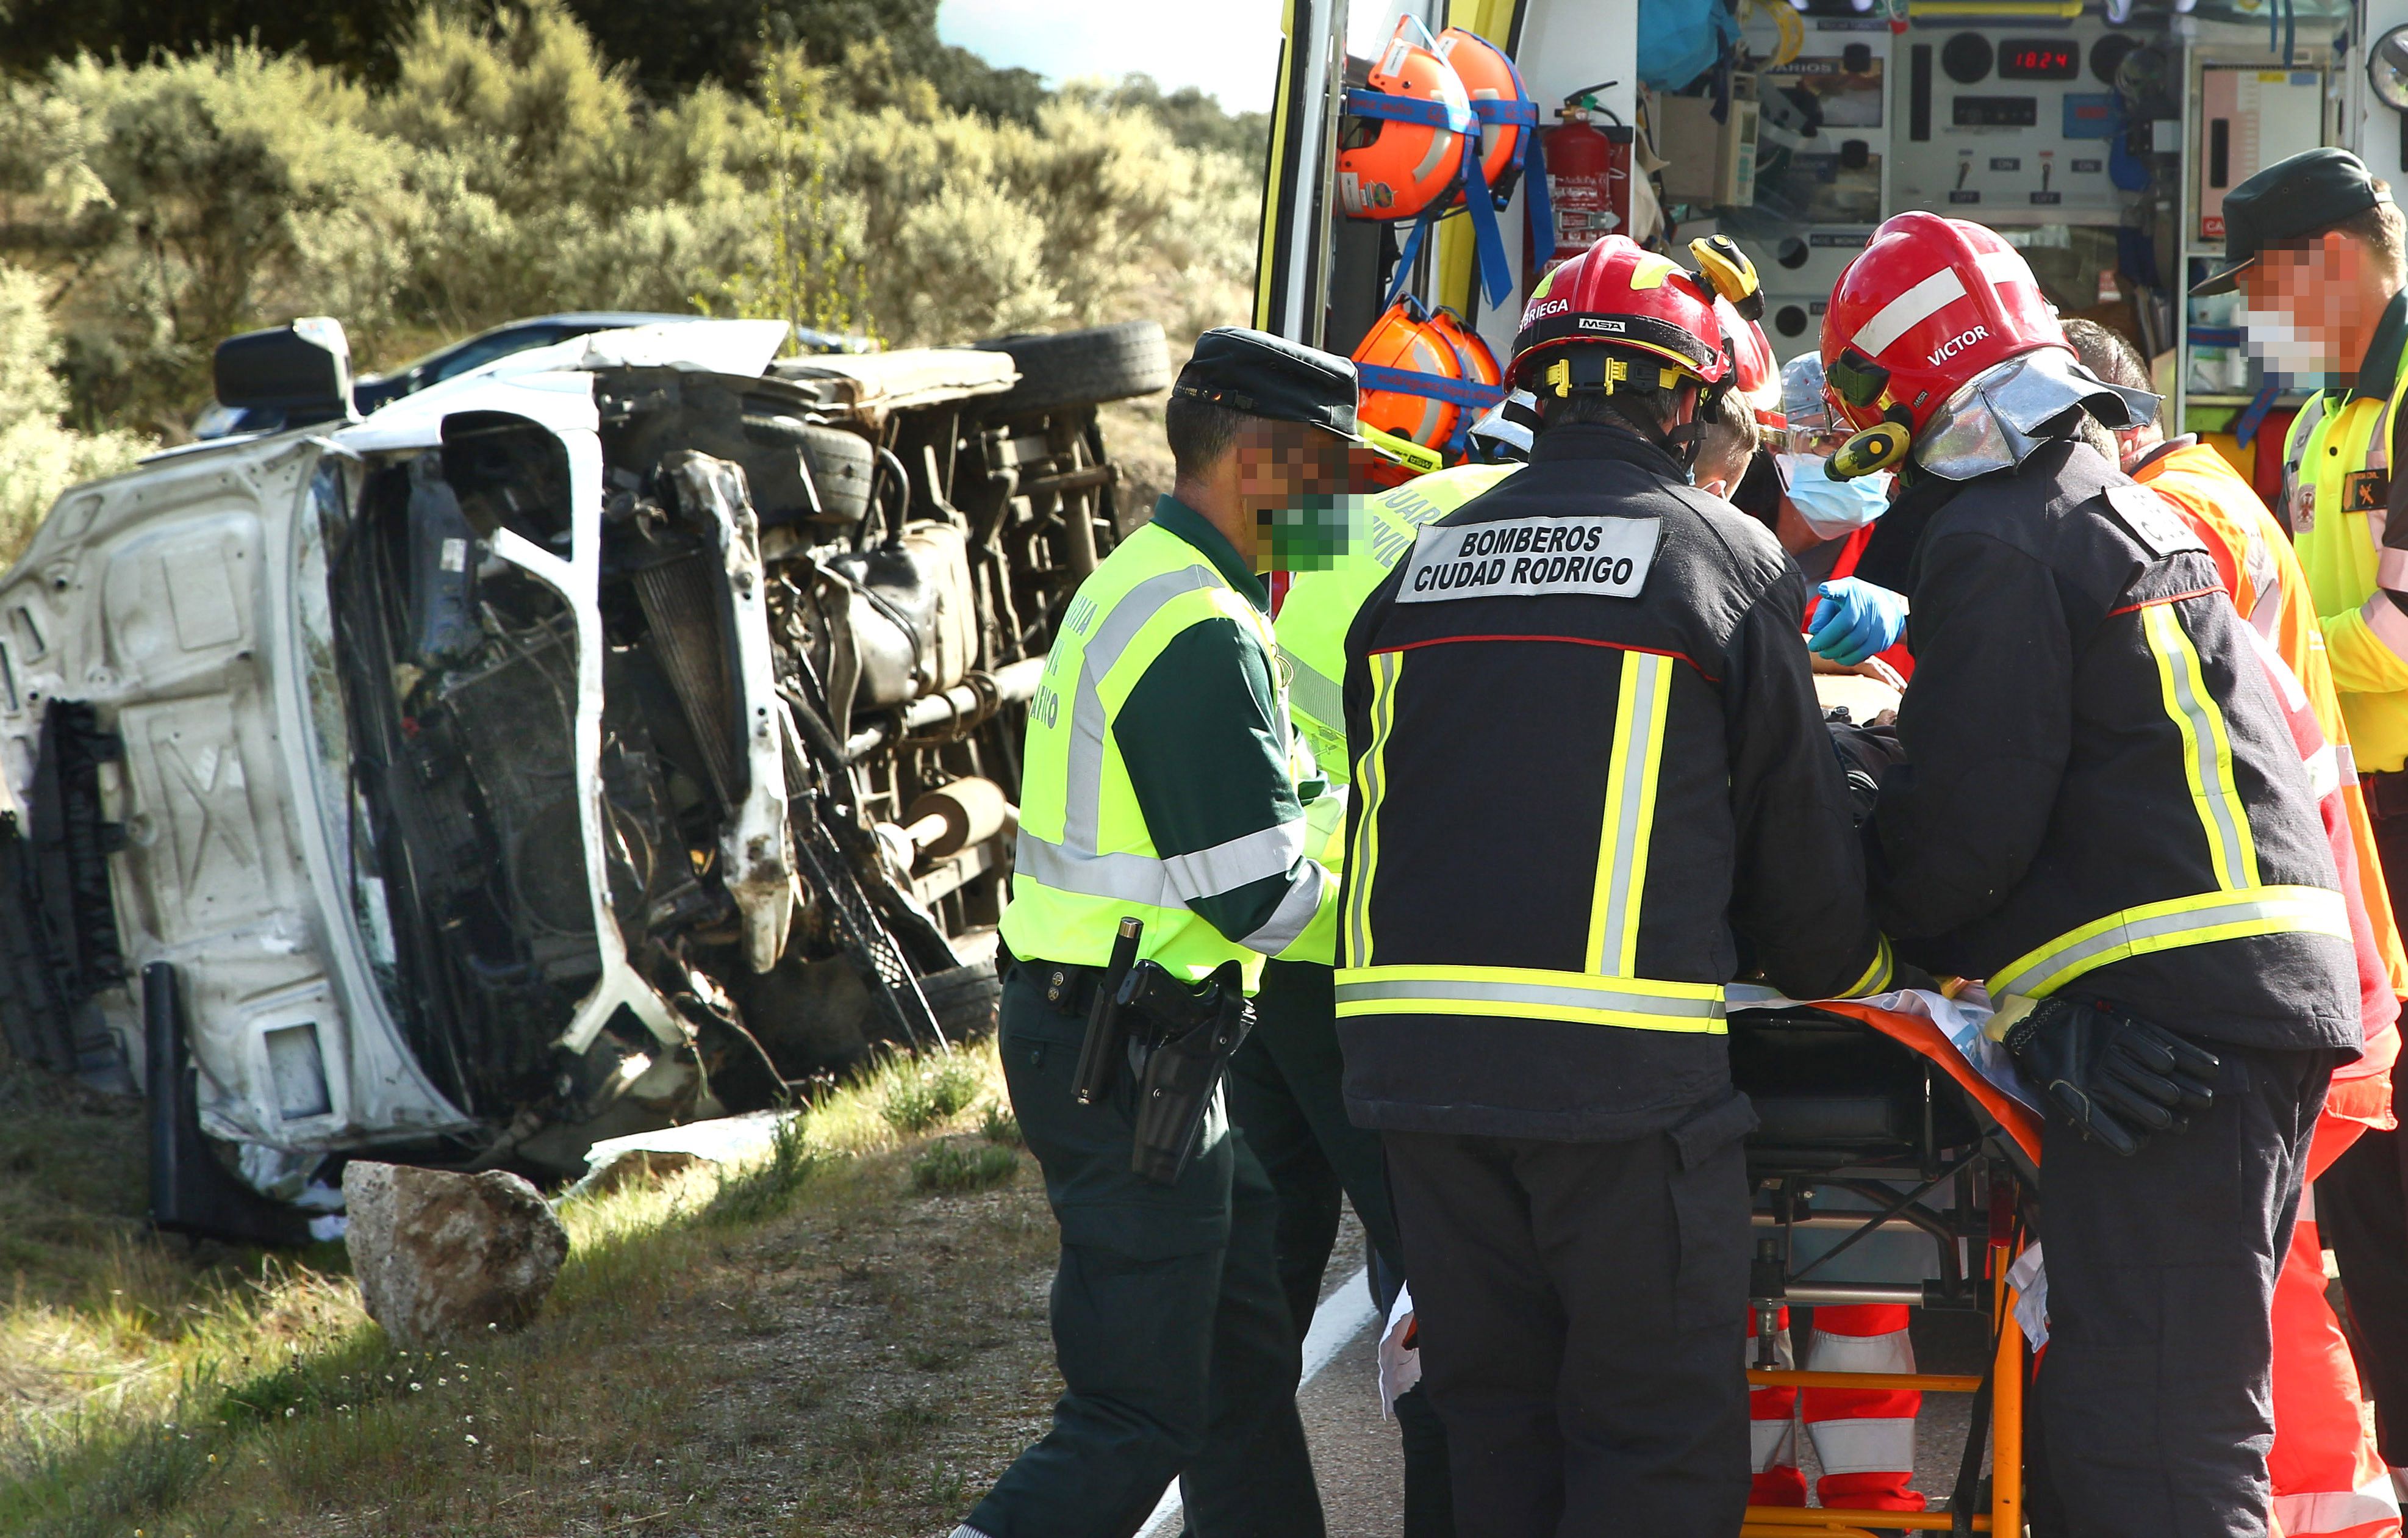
[1807,578,1908,667]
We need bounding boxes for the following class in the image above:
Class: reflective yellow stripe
[1586,652,1672,975]
[1335,962,1726,1034]
[2141,602,2259,891]
[1988,885,2349,999]
[1841,935,1894,999]
[1346,650,1403,969]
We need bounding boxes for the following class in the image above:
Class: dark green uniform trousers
[962,966,1324,1538]
[1228,959,1455,1538]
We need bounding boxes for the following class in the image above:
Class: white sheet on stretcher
[1727,983,2045,1120]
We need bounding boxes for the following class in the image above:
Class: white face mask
[2237,304,2343,379]
[1776,453,1892,539]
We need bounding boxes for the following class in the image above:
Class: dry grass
[0,1037,1069,1537]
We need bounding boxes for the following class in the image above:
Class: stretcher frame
[1736,1260,2024,1537]
[1733,997,2043,1538]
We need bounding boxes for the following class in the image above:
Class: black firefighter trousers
[2027,1042,2333,1538]
[963,968,1322,1538]
[1381,1091,1760,1538]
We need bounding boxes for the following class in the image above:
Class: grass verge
[0,1037,1062,1537]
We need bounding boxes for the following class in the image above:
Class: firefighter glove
[1807,578,1908,667]
[2000,996,2221,1157]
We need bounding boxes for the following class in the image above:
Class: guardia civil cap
[2193,147,2395,296]
[1174,328,1361,441]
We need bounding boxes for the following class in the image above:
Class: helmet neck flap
[1908,348,2159,481]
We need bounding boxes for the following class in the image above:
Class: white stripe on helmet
[1852,267,1968,359]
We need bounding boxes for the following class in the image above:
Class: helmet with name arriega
[1508,233,1761,401]
[1337,18,1476,221]
[1818,213,2155,481]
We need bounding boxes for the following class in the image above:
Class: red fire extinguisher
[1527,83,1633,295]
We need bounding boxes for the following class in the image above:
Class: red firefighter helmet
[1819,213,2068,437]
[1508,235,1735,398]
[1338,20,1474,221]
[1352,296,1503,459]
[1718,296,1783,432]
[1434,27,1532,199]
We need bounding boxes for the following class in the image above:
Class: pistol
[1072,916,1144,1107]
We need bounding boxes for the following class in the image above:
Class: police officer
[1336,234,1894,1536]
[1236,444,1522,1538]
[2221,147,2408,1498]
[956,329,1352,1538]
[1826,212,2360,1537]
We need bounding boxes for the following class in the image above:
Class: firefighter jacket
[1868,436,2360,1054]
[1001,497,1338,986]
[1335,421,1894,1141]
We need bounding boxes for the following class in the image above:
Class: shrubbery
[0,0,1260,556]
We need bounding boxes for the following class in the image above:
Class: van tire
[976,322,1171,416]
[744,414,875,525]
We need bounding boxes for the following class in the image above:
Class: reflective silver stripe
[1282,645,1345,738]
[1062,564,1220,855]
[2305,742,2340,800]
[1335,974,1725,1021]
[2338,741,2359,781]
[1852,266,1967,358]
[1990,887,2348,999]
[2381,547,2408,592]
[2363,588,2408,669]
[1163,819,1308,902]
[2147,604,2253,887]
[1804,1416,1921,1476]
[1239,858,1328,955]
[1014,830,1178,908]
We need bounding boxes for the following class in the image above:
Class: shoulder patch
[1395,515,1661,604]
[2099,483,2207,559]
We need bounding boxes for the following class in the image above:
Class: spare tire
[976,321,1170,417]
[743,414,875,525]
[916,957,1001,1041]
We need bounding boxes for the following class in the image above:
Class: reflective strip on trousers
[1988,885,2351,999]
[2141,602,2259,890]
[1335,963,1726,1033]
[1346,650,1404,969]
[1587,651,1672,976]
[1805,1415,1920,1477]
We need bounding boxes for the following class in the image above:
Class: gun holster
[1109,959,1253,1185]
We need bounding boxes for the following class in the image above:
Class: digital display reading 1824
[1999,40,2080,79]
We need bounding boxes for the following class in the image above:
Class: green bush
[0,262,144,559]
[0,0,1260,453]
[978,1102,1022,1147]
[704,1113,821,1225]
[879,1054,985,1136]
[909,1140,1019,1195]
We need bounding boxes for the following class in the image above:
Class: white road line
[1134,1263,1380,1537]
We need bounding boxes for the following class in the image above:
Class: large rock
[342,1162,569,1348]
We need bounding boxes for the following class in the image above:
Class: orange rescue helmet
[1434,27,1534,201]
[1338,19,1475,221]
[1351,296,1504,457]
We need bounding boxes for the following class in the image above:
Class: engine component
[898,777,1012,863]
[630,545,745,810]
[404,453,482,664]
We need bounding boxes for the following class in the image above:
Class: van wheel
[975,322,1171,417]
[743,414,875,525]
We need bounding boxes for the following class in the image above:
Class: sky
[937,0,1289,113]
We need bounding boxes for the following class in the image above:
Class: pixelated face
[1238,420,1380,572]
[2238,233,2370,370]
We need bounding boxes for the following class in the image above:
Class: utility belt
[1005,920,1255,1185]
[2365,769,2408,822]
